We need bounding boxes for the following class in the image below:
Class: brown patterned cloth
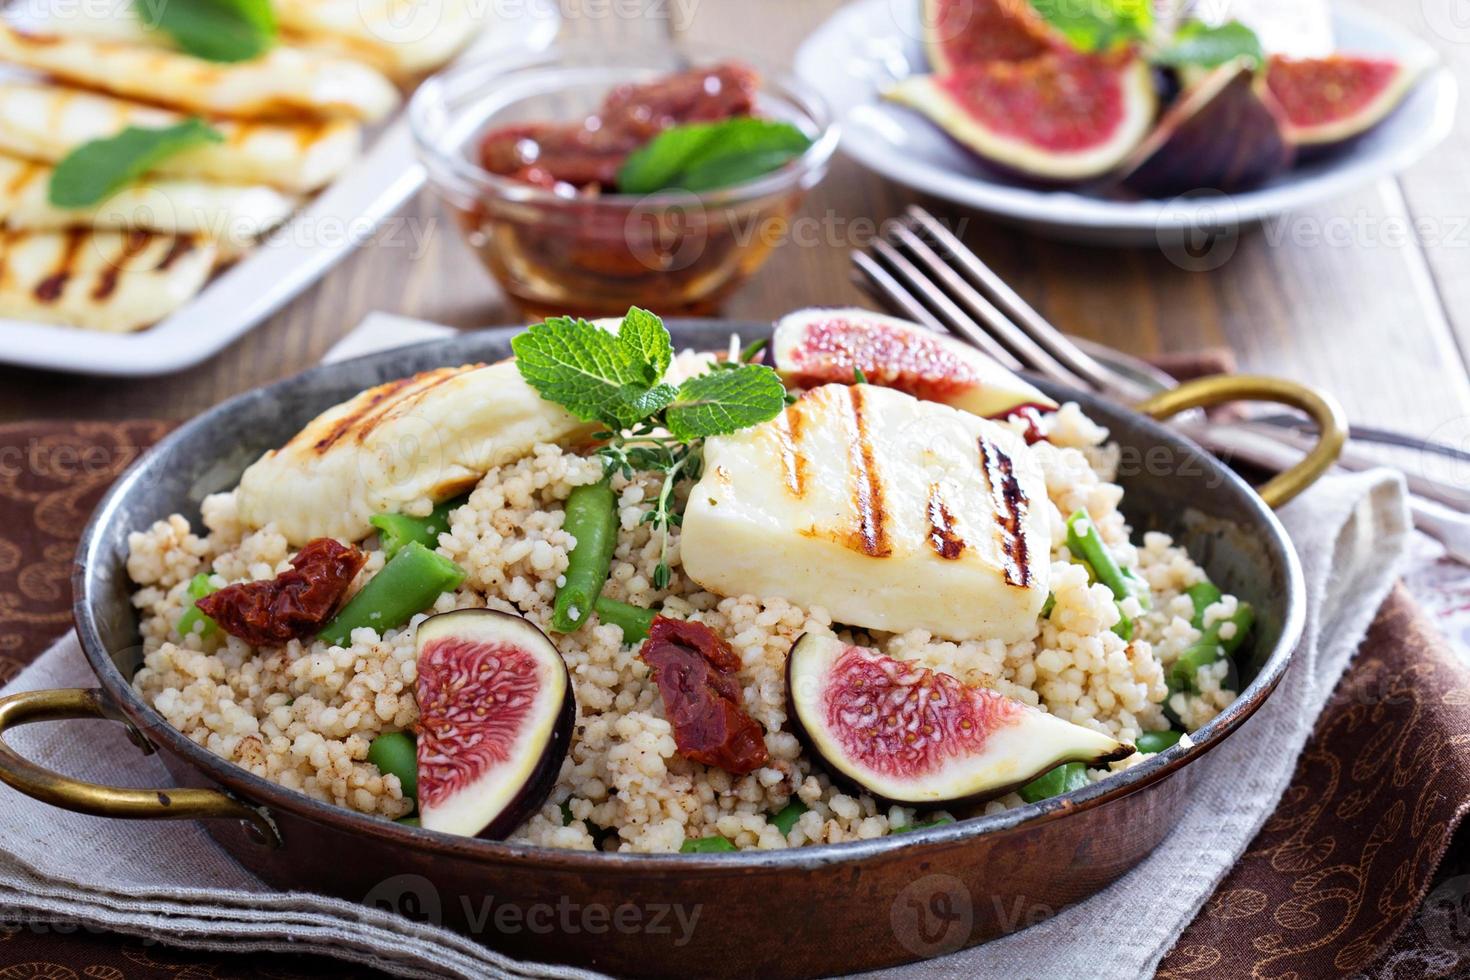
[0,420,1464,979]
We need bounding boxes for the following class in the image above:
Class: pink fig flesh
[772,307,1056,420]
[921,0,1056,74]
[885,53,1158,184]
[1266,53,1426,153]
[787,634,1130,806]
[415,609,573,839]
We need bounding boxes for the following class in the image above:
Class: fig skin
[1118,59,1294,197]
[413,608,576,841]
[784,634,1133,810]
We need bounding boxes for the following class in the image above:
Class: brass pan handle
[0,687,278,846]
[1135,374,1347,510]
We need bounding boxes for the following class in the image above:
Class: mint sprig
[1028,0,1152,53]
[134,0,277,63]
[49,119,223,208]
[514,308,787,588]
[616,118,813,194]
[1153,20,1264,69]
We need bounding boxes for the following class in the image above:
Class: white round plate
[794,0,1457,246]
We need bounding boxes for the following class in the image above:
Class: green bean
[396,816,420,827]
[1065,510,1139,640]
[1169,599,1255,698]
[368,731,417,798]
[176,572,219,640]
[318,542,466,647]
[892,815,956,834]
[1066,510,1130,602]
[1018,762,1090,804]
[680,835,737,853]
[1120,565,1152,610]
[594,597,657,644]
[370,493,469,559]
[1186,581,1223,629]
[1135,730,1184,754]
[771,800,808,835]
[1040,592,1056,619]
[552,482,619,633]
[560,801,575,826]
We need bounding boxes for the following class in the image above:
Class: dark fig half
[772,307,1057,418]
[885,53,1158,185]
[1118,58,1293,196]
[415,609,574,839]
[787,634,1131,806]
[1266,52,1431,156]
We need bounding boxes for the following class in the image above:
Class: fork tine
[850,251,949,333]
[884,222,1091,391]
[904,205,1152,401]
[866,238,1027,371]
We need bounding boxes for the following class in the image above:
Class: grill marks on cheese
[978,436,1032,588]
[776,386,1037,574]
[681,384,1050,642]
[236,361,603,545]
[841,386,891,558]
[0,227,214,331]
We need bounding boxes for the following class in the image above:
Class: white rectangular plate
[0,0,558,376]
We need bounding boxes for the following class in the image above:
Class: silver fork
[852,205,1470,561]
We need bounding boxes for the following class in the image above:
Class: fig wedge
[921,0,1056,74]
[772,307,1057,420]
[886,53,1158,184]
[787,634,1131,806]
[1266,53,1430,155]
[415,609,574,838]
[1119,58,1293,196]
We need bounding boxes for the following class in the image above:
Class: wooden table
[3,0,1466,452]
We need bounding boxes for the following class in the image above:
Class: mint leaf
[48,119,223,208]
[624,382,678,418]
[617,307,673,383]
[617,125,722,194]
[1154,20,1263,68]
[665,365,786,440]
[1029,0,1151,52]
[513,316,650,428]
[135,0,276,63]
[680,147,808,193]
[616,119,812,194]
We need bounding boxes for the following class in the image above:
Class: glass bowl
[409,43,838,319]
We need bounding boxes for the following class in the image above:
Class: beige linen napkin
[0,315,1412,979]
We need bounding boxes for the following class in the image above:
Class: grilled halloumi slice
[277,0,484,76]
[0,24,399,122]
[236,362,602,545]
[8,0,481,76]
[0,83,360,193]
[680,383,1052,642]
[0,229,215,332]
[0,155,298,247]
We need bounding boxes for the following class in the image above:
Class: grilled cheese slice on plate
[0,155,298,245]
[0,83,360,193]
[0,24,399,121]
[681,383,1052,642]
[0,229,216,332]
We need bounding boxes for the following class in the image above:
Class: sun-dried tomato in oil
[639,616,770,775]
[196,538,367,647]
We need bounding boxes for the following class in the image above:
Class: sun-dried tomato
[639,617,770,775]
[197,538,367,647]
